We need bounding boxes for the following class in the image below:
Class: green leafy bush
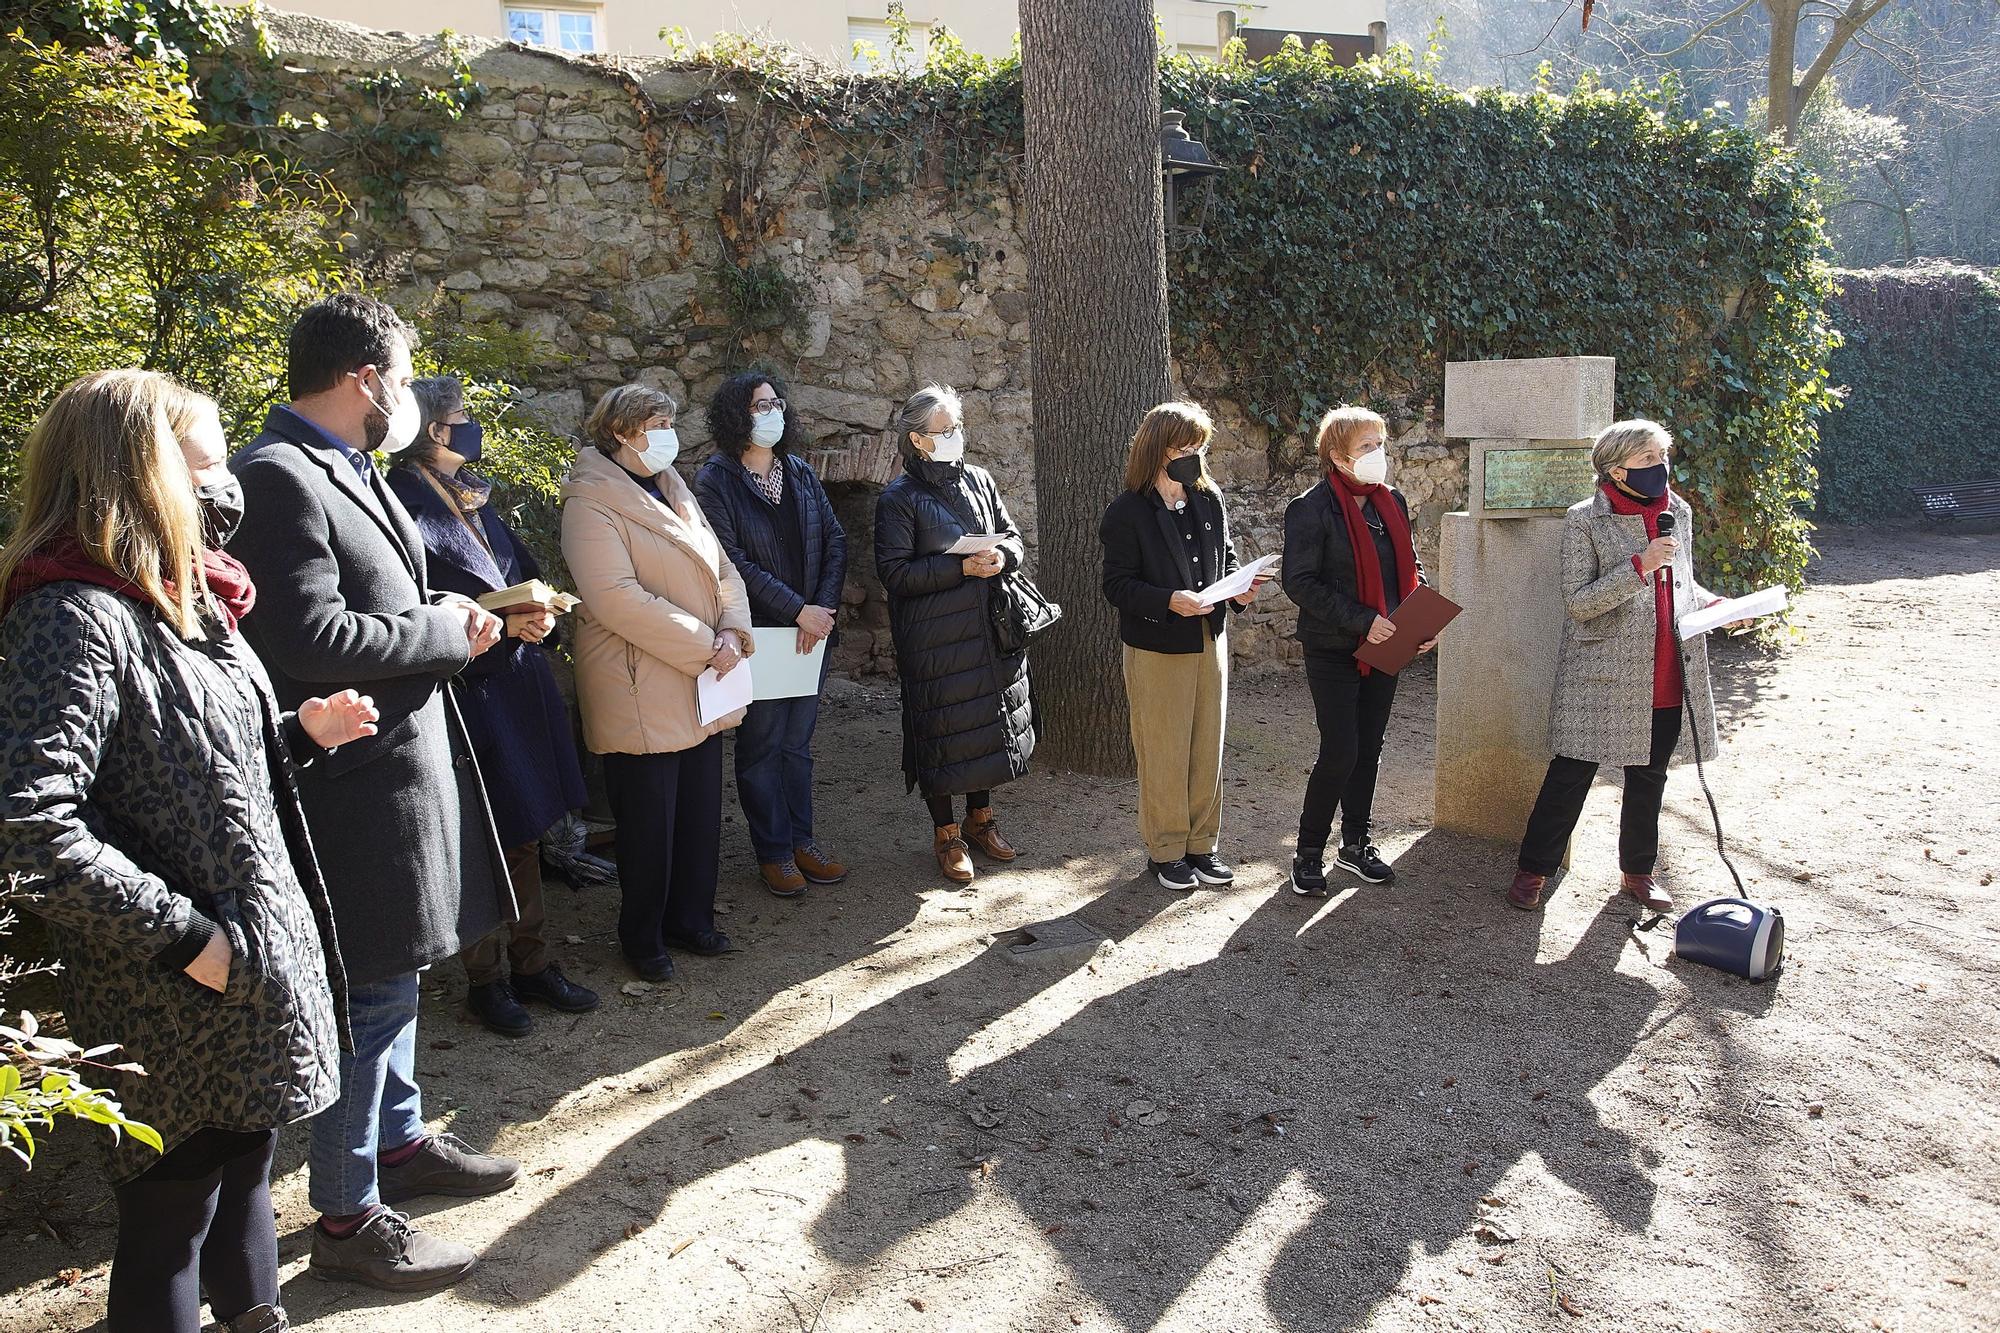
[1161,43,1839,594]
[1816,263,2000,525]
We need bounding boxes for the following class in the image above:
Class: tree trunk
[1765,0,1803,143]
[1018,0,1171,777]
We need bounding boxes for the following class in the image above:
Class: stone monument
[1435,356,1615,842]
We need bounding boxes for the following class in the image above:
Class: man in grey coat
[229,294,521,1292]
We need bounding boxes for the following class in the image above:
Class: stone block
[1433,511,1569,844]
[1441,356,1614,442]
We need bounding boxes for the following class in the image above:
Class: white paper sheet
[944,533,1009,556]
[1193,554,1280,607]
[750,627,828,701]
[696,661,754,725]
[1677,584,1788,640]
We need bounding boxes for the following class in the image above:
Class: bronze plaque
[1483,448,1596,511]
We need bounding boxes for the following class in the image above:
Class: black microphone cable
[1655,510,1746,901]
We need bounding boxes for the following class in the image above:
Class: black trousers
[1296,649,1401,852]
[924,790,990,826]
[109,1127,279,1333]
[1518,705,1683,876]
[603,737,723,964]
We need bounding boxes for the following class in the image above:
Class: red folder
[1352,585,1463,675]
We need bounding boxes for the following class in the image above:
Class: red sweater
[1603,484,1682,709]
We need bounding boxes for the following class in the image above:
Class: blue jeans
[732,657,827,862]
[306,971,425,1216]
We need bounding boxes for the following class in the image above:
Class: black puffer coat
[0,584,346,1184]
[874,456,1035,797]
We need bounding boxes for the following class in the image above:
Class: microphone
[1654,510,1675,588]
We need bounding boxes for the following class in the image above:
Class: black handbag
[989,566,1062,656]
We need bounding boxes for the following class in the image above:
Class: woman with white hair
[875,384,1035,884]
[1508,418,1733,914]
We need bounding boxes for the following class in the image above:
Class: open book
[475,580,581,615]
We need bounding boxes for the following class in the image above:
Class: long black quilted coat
[0,584,346,1183]
[874,456,1035,797]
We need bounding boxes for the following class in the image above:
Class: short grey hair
[403,375,466,468]
[892,383,963,459]
[1591,419,1672,480]
[586,383,679,458]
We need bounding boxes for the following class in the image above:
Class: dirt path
[4,526,1997,1332]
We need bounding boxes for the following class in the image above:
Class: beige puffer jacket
[561,445,754,755]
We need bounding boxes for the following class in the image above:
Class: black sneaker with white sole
[1150,858,1198,891]
[1185,852,1235,885]
[1289,850,1328,895]
[1335,841,1395,884]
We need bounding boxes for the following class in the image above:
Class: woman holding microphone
[1508,419,1724,915]
[1280,406,1431,895]
[1100,401,1264,891]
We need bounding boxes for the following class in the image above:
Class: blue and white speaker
[1675,898,1785,981]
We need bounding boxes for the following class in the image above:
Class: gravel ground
[3,524,1996,1333]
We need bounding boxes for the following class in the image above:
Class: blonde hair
[585,384,678,457]
[0,369,207,637]
[1591,419,1673,480]
[1125,401,1215,494]
[1314,405,1387,469]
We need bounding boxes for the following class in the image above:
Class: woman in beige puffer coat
[562,384,754,981]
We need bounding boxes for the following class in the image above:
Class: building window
[848,18,930,73]
[507,7,601,52]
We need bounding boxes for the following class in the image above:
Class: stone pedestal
[1435,358,1615,845]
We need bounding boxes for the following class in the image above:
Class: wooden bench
[1911,480,2000,523]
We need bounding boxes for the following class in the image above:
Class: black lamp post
[1160,109,1227,245]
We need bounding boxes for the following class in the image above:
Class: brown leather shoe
[1507,870,1547,911]
[760,860,807,898]
[793,842,848,884]
[1620,873,1672,912]
[962,808,1016,861]
[934,825,975,883]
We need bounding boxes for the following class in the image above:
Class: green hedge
[1163,46,1838,594]
[1816,263,2000,525]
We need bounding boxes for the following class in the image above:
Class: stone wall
[255,13,1469,674]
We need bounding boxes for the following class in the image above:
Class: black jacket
[385,466,589,849]
[692,453,848,631]
[1100,485,1241,654]
[0,584,345,1183]
[874,457,1035,796]
[228,406,513,985]
[1281,479,1426,655]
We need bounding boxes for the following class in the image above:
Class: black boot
[466,980,532,1037]
[511,962,600,1013]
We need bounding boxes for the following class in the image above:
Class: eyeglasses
[750,398,786,416]
[1171,444,1208,459]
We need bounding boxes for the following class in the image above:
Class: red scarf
[1602,483,1682,709]
[1329,469,1418,675]
[3,535,257,635]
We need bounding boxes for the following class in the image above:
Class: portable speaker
[1675,897,1785,981]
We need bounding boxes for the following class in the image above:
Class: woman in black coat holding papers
[1281,406,1431,896]
[387,377,596,1037]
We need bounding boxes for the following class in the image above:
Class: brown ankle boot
[1507,870,1547,911]
[1620,873,1672,912]
[934,825,974,883]
[963,808,1016,861]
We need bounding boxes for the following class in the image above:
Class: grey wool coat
[1549,489,1721,768]
[228,407,514,986]
[0,586,345,1183]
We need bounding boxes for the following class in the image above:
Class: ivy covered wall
[1817,263,2000,526]
[177,13,1837,667]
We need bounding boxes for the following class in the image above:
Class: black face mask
[196,477,246,547]
[1165,454,1204,487]
[1619,463,1669,500]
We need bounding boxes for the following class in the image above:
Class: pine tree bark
[1018,0,1172,777]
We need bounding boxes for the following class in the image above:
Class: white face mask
[750,410,786,448]
[367,376,421,454]
[634,427,680,475]
[1344,447,1388,486]
[925,427,965,465]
